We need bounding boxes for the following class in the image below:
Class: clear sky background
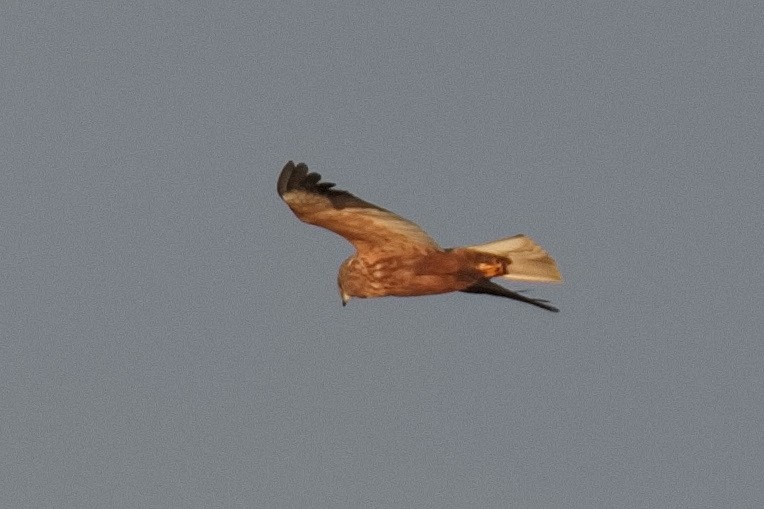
[2,2,762,508]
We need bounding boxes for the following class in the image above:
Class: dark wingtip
[277,160,297,197]
[277,160,322,197]
[277,161,353,205]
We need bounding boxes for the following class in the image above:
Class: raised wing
[277,161,440,256]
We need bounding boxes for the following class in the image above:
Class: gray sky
[2,2,762,508]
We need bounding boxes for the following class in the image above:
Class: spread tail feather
[467,234,562,283]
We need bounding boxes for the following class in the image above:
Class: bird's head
[339,287,351,306]
[338,258,353,307]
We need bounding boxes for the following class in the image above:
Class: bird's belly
[382,274,470,297]
[346,253,482,299]
[362,268,474,298]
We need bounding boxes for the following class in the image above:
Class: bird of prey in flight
[277,161,562,311]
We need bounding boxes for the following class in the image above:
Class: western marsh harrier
[277,161,562,311]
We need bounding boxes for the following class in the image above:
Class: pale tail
[467,234,562,283]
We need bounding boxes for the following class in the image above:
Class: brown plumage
[277,161,562,311]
